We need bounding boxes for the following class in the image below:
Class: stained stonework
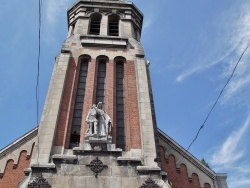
[86,157,108,177]
[0,0,228,187]
[28,174,51,188]
[140,178,160,188]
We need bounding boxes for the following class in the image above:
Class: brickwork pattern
[124,60,141,150]
[105,60,115,141]
[160,147,211,188]
[54,57,77,147]
[53,56,142,150]
[80,58,97,144]
[0,151,31,188]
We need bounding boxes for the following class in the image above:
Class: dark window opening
[89,13,102,35]
[69,59,89,148]
[108,14,119,36]
[96,60,106,104]
[115,62,125,150]
[71,23,75,36]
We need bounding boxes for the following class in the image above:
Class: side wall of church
[0,151,32,188]
[160,147,212,188]
[158,130,228,188]
[0,129,36,188]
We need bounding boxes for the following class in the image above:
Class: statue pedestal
[82,136,115,151]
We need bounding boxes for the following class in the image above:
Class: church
[0,0,228,187]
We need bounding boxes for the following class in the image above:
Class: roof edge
[157,128,220,178]
[0,127,38,158]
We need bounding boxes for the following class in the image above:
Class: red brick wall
[80,58,97,143]
[54,55,142,150]
[105,60,115,141]
[124,60,141,150]
[54,57,77,147]
[160,147,211,188]
[0,151,32,188]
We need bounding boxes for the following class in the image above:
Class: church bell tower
[25,0,171,187]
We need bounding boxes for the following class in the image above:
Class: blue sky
[0,0,250,187]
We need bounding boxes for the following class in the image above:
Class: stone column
[135,57,158,167]
[31,53,70,164]
[100,15,108,36]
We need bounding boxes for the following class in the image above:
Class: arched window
[69,58,89,148]
[115,60,125,150]
[108,14,119,36]
[89,13,102,35]
[96,59,107,104]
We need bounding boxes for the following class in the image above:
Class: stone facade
[0,0,228,188]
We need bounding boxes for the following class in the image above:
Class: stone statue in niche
[85,102,112,138]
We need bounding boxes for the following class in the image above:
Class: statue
[85,104,98,136]
[85,102,112,138]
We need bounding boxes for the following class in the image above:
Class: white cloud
[176,46,236,82]
[210,112,250,188]
[45,0,70,26]
[42,0,70,46]
[175,2,250,85]
[211,113,250,166]
[228,177,250,188]
[220,4,250,104]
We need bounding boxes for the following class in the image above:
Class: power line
[36,0,42,126]
[186,41,250,152]
[36,0,42,164]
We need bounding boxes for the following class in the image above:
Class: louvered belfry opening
[89,13,102,35]
[108,14,119,36]
[96,59,107,104]
[115,61,125,150]
[70,59,89,148]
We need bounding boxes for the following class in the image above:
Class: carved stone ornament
[86,157,108,178]
[28,174,51,188]
[140,178,160,188]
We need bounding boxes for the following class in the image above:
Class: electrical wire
[36,0,41,126]
[186,41,250,152]
[36,0,42,164]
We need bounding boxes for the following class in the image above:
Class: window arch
[69,56,90,148]
[95,56,108,104]
[108,14,119,36]
[89,13,102,35]
[115,57,126,150]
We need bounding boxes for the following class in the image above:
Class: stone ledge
[30,163,57,174]
[52,155,78,164]
[80,35,127,48]
[52,154,77,160]
[117,157,142,166]
[117,157,142,161]
[73,147,122,157]
[31,163,56,169]
[136,166,161,175]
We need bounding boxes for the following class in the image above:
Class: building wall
[158,130,228,188]
[0,129,36,188]
[53,54,142,150]
[160,147,211,188]
[0,151,32,188]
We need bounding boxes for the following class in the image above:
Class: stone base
[81,136,115,151]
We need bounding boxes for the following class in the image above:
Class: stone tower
[0,0,228,187]
[20,0,171,187]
